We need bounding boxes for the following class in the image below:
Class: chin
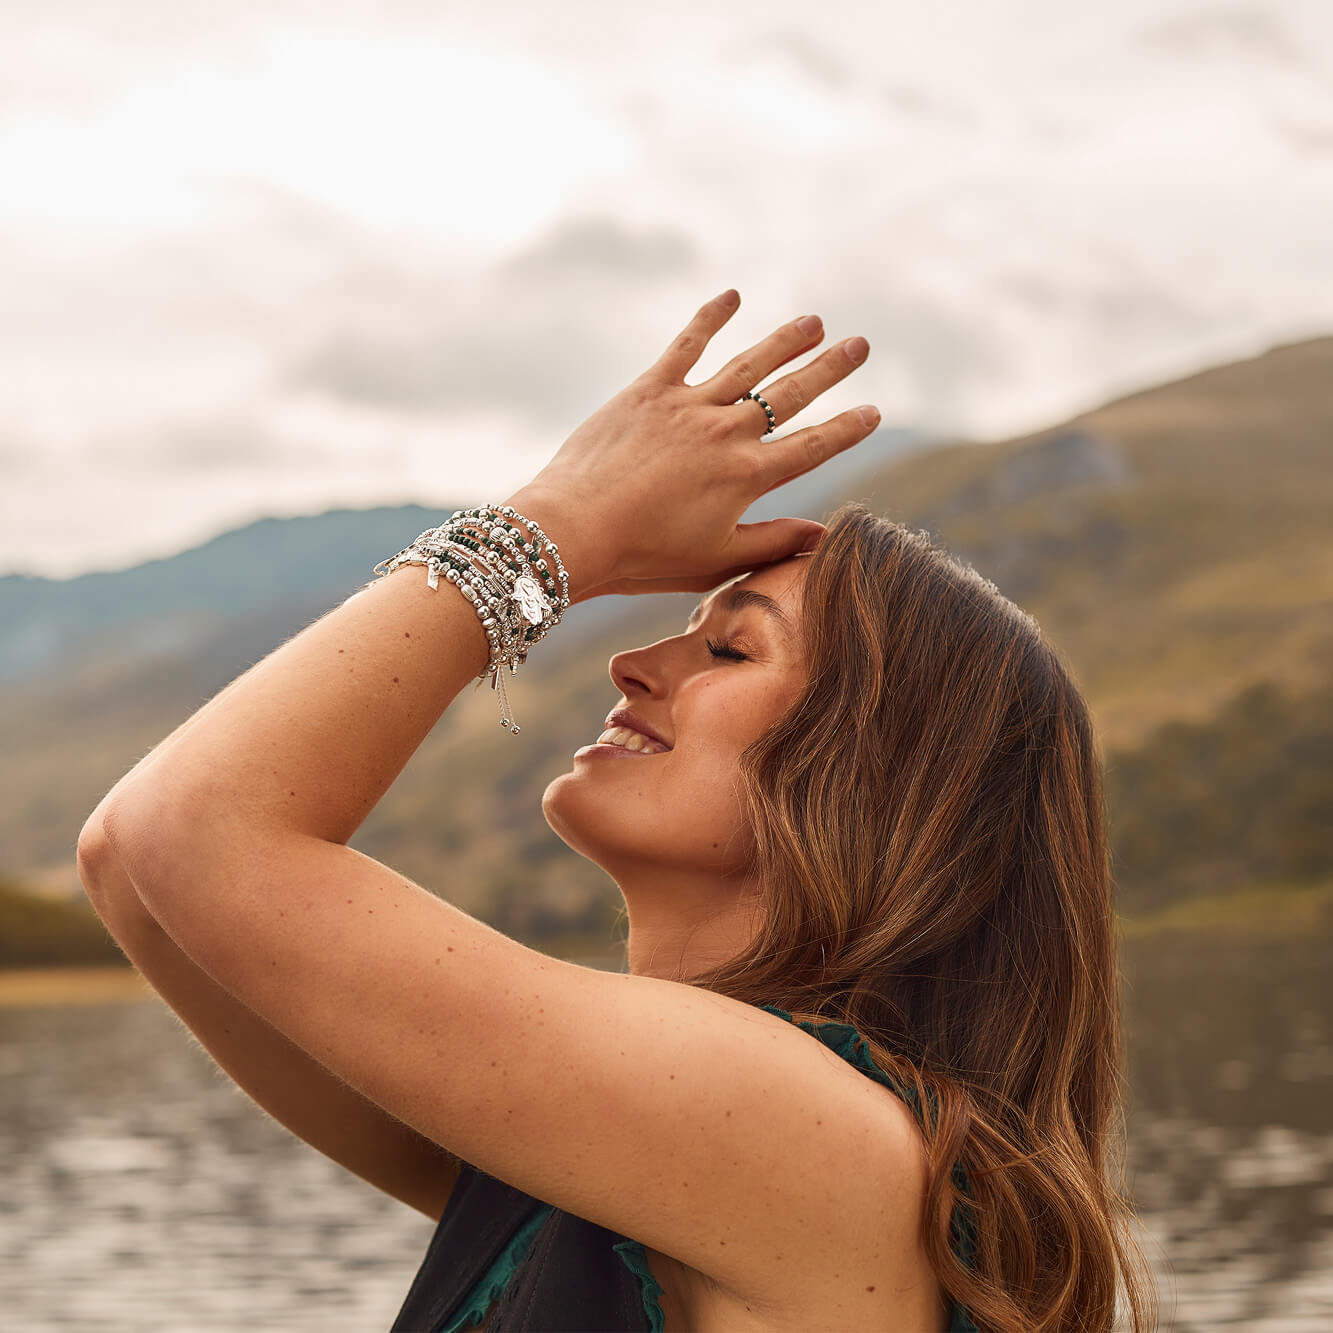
[541,776,648,867]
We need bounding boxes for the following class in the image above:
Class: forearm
[75,838,460,1221]
[99,486,600,852]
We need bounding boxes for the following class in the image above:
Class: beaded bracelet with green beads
[445,506,569,632]
[438,523,551,649]
[443,520,556,637]
[434,516,568,664]
[443,525,568,661]
[372,504,570,677]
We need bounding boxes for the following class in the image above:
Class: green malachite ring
[740,390,777,435]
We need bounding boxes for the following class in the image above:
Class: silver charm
[512,574,551,626]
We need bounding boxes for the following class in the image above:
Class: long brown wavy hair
[684,501,1157,1332]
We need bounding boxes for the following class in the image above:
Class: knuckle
[730,357,756,387]
[782,378,808,416]
[704,408,734,442]
[733,446,766,481]
[801,428,826,464]
[673,331,700,359]
[635,379,667,408]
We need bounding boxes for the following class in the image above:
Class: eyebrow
[686,587,796,642]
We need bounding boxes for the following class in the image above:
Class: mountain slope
[849,334,1333,746]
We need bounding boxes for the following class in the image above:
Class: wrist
[500,485,609,604]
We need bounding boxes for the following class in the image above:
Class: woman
[77,289,1154,1331]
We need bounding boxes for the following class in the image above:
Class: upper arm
[103,805,928,1305]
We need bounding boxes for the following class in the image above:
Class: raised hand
[508,290,878,601]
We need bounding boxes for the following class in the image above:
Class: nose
[608,633,678,702]
[609,646,656,702]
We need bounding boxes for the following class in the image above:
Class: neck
[618,869,763,981]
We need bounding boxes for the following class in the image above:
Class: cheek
[682,674,770,737]
[661,687,769,810]
[681,675,794,756]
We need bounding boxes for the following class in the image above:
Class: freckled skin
[541,558,811,981]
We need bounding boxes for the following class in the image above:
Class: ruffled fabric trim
[438,1202,554,1333]
[610,1238,666,1332]
[757,1004,981,1333]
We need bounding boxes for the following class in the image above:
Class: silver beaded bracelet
[369,504,571,736]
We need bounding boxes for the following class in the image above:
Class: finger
[754,405,881,495]
[649,289,742,383]
[694,314,826,404]
[748,336,870,428]
[723,517,830,571]
[599,571,738,598]
[598,525,826,599]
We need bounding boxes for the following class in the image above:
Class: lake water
[1119,927,1333,1330]
[1,927,1330,1331]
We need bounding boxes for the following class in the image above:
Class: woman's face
[542,555,811,889]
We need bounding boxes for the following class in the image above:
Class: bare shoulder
[647,1020,944,1331]
[741,1019,940,1319]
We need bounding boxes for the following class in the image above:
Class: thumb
[730,518,827,567]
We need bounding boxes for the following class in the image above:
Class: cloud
[286,215,702,425]
[6,0,1333,582]
[880,80,978,128]
[1135,6,1306,67]
[1276,120,1333,155]
[0,2,261,123]
[500,215,700,282]
[0,436,45,475]
[743,32,854,95]
[93,413,332,473]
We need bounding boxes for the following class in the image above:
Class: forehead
[686,556,809,637]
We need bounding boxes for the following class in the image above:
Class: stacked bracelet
[369,504,571,736]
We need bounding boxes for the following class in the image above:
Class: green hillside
[2,334,1329,945]
[1105,677,1332,912]
[846,334,1333,750]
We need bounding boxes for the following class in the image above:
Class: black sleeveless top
[389,1004,979,1332]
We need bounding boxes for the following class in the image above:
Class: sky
[3,0,1332,579]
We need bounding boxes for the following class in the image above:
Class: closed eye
[706,638,749,662]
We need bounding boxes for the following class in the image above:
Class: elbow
[76,805,127,913]
[77,790,162,896]
[84,788,209,919]
[76,805,170,939]
[92,792,160,880]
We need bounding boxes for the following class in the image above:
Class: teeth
[595,725,668,754]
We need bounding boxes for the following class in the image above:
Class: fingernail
[716,288,740,308]
[797,315,822,337]
[858,405,881,428]
[845,337,869,363]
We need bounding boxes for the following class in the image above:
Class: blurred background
[1,1,1331,1328]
